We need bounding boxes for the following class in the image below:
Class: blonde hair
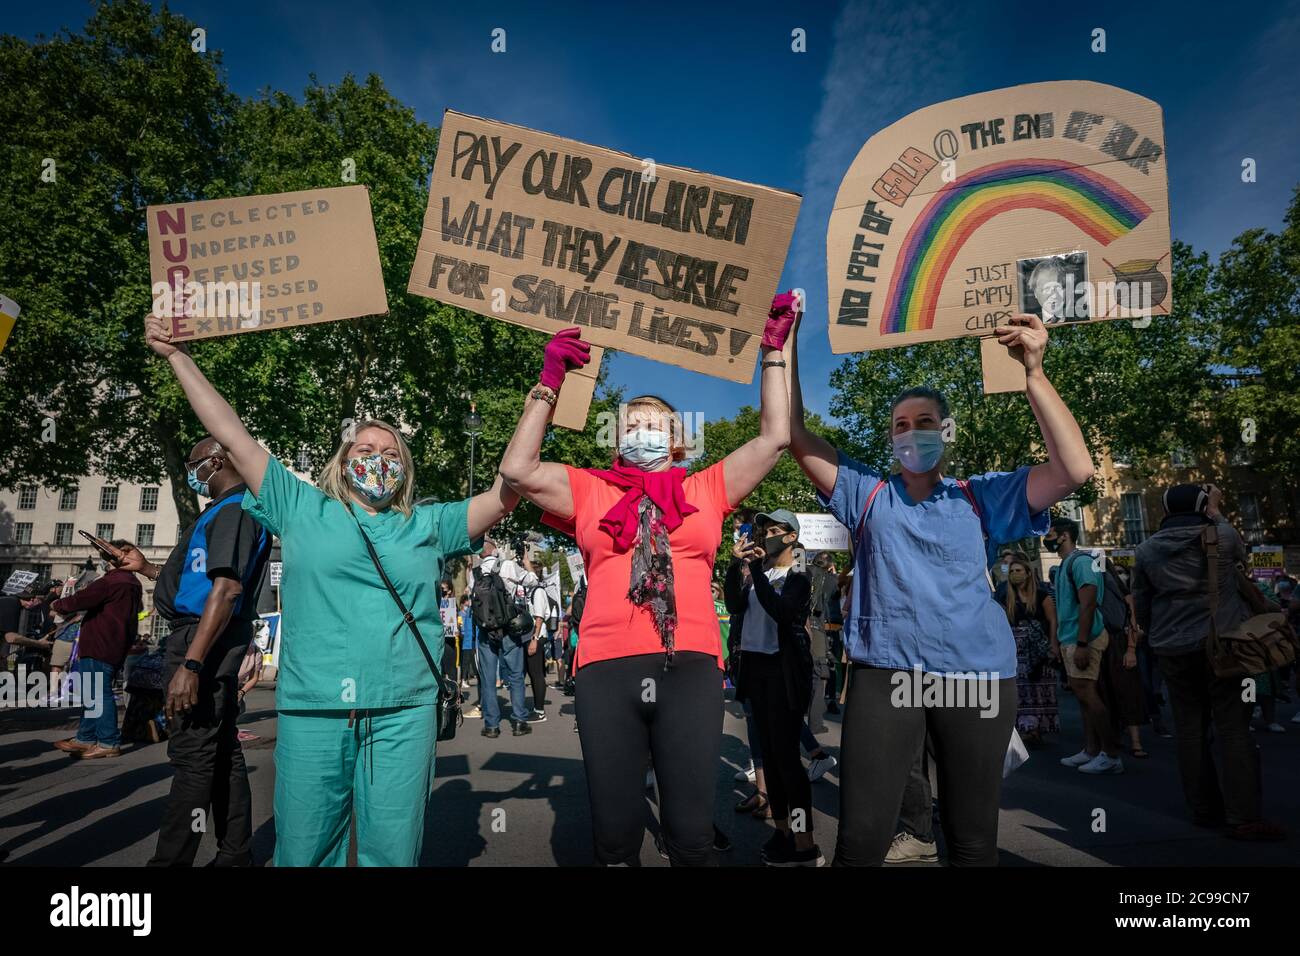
[317,418,417,518]
[624,394,686,462]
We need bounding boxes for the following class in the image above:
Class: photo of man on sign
[1019,252,1090,324]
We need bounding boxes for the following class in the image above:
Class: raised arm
[145,316,270,496]
[498,328,591,519]
[995,314,1094,513]
[467,473,522,541]
[721,293,796,506]
[787,305,839,499]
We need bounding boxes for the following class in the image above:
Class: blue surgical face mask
[187,457,214,497]
[619,428,672,471]
[891,428,945,473]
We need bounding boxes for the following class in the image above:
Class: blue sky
[12,0,1300,424]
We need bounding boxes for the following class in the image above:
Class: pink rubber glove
[539,327,592,390]
[763,290,801,350]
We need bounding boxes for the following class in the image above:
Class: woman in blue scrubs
[788,311,1095,866]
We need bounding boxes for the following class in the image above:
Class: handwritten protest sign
[827,82,1170,392]
[0,293,19,355]
[147,186,388,341]
[408,110,801,392]
[796,512,851,552]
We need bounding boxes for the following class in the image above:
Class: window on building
[15,523,33,545]
[95,523,115,541]
[1238,493,1264,544]
[55,523,74,546]
[139,487,159,512]
[136,524,155,548]
[1111,451,1132,469]
[1170,447,1193,468]
[30,563,51,581]
[1230,444,1254,467]
[113,384,131,400]
[99,485,119,511]
[151,613,169,640]
[1121,493,1147,546]
[58,487,79,510]
[295,446,311,472]
[17,485,37,510]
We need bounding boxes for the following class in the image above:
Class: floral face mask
[348,453,404,504]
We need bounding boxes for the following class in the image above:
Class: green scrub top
[243,456,482,709]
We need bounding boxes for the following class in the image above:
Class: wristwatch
[183,659,202,673]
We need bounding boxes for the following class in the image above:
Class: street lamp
[465,402,483,496]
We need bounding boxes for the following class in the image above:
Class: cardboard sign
[0,294,19,354]
[147,186,388,341]
[796,512,851,552]
[565,549,586,586]
[2,571,39,596]
[827,81,1171,385]
[409,110,802,386]
[1109,548,1136,569]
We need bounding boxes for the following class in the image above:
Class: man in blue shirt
[119,436,272,865]
[1044,517,1122,775]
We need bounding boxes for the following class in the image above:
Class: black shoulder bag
[351,510,461,742]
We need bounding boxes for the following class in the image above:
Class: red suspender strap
[854,478,888,545]
[955,478,982,518]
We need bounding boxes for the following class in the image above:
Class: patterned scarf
[541,460,697,659]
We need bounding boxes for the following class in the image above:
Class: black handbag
[351,511,461,742]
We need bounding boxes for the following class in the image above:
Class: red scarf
[542,460,698,551]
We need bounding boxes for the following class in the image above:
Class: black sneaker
[511,720,532,736]
[482,726,501,738]
[759,830,792,865]
[712,825,732,852]
[527,710,547,723]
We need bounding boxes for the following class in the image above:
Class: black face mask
[763,533,792,558]
[1043,537,1061,554]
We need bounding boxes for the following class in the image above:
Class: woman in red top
[500,294,800,865]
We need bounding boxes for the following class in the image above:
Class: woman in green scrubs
[145,316,525,866]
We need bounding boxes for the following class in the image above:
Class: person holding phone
[498,294,799,865]
[144,315,523,867]
[51,542,144,759]
[725,510,820,865]
[788,309,1094,866]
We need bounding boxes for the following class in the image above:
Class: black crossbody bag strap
[349,509,445,690]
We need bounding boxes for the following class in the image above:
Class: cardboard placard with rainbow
[826,81,1170,355]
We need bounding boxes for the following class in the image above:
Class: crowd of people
[3,294,1295,868]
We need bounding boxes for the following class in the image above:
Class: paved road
[2,675,1297,866]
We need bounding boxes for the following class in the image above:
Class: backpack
[569,580,587,627]
[1063,551,1130,636]
[529,582,560,634]
[471,569,512,631]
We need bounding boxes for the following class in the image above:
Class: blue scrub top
[818,451,1050,678]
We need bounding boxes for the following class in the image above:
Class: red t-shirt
[567,462,733,670]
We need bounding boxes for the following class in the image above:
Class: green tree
[1211,185,1300,527]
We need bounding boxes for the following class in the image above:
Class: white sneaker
[734,763,756,784]
[1266,722,1286,733]
[1078,753,1125,774]
[807,754,837,782]
[1060,749,1093,767]
[885,831,938,864]
[645,768,656,790]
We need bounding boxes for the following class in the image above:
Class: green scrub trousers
[273,704,438,867]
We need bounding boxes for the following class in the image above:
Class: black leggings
[835,664,1016,867]
[525,640,548,711]
[575,651,721,866]
[744,651,812,831]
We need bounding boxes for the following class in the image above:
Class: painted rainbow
[879,159,1153,334]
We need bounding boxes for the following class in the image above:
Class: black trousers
[1157,650,1261,825]
[835,665,1016,867]
[526,639,548,712]
[575,651,721,866]
[148,623,252,866]
[743,651,812,831]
